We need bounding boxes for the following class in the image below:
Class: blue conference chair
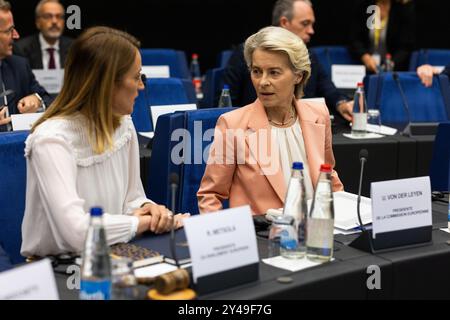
[365,72,450,124]
[131,78,193,132]
[140,49,190,79]
[429,122,450,191]
[0,131,28,264]
[200,67,225,108]
[178,108,234,215]
[146,112,186,209]
[409,49,450,71]
[0,245,12,272]
[309,46,360,76]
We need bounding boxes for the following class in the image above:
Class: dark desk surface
[54,202,450,300]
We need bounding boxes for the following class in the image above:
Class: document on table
[262,256,334,272]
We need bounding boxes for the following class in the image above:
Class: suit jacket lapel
[246,100,286,203]
[32,35,43,69]
[296,99,325,187]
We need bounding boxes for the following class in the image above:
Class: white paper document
[0,259,59,300]
[366,124,398,135]
[262,256,334,272]
[183,206,259,283]
[150,103,197,130]
[141,65,170,78]
[133,262,190,278]
[11,113,42,131]
[343,133,384,140]
[440,228,450,234]
[138,132,154,139]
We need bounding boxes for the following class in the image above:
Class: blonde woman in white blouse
[198,27,343,215]
[21,27,188,258]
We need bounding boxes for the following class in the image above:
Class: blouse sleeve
[30,136,138,253]
[123,124,154,214]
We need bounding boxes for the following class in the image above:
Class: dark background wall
[9,0,450,72]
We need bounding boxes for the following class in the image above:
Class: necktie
[47,48,56,69]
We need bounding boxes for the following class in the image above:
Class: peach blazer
[197,98,344,215]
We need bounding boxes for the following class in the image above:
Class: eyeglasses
[38,13,65,21]
[0,25,16,36]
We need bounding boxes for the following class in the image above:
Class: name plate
[0,259,59,300]
[11,113,42,131]
[331,65,366,89]
[150,103,197,130]
[141,65,170,78]
[371,177,432,238]
[183,206,259,283]
[32,69,64,94]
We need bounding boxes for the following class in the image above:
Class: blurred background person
[416,63,450,87]
[348,0,416,73]
[198,26,343,215]
[14,0,73,70]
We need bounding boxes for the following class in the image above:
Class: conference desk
[54,201,450,300]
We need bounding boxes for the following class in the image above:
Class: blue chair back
[218,50,233,68]
[0,131,28,264]
[200,67,225,108]
[429,122,450,191]
[131,89,152,132]
[147,112,186,208]
[366,72,450,123]
[309,46,359,76]
[180,79,197,104]
[178,108,234,215]
[409,49,450,71]
[140,49,190,79]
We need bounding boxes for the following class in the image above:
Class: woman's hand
[361,54,378,73]
[0,107,11,125]
[134,204,191,234]
[417,64,440,87]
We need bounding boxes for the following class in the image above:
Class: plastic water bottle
[383,53,395,72]
[307,164,335,263]
[190,53,202,97]
[351,83,367,136]
[282,162,307,258]
[80,207,112,300]
[218,84,232,108]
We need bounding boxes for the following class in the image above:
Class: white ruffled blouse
[271,120,315,200]
[21,113,150,257]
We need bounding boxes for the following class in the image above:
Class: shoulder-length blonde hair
[32,26,140,154]
[244,26,311,99]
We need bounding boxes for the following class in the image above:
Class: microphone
[357,149,368,230]
[393,72,413,136]
[169,173,180,268]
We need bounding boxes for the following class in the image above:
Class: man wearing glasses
[14,0,72,70]
[0,0,52,130]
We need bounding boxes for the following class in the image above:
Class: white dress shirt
[39,33,61,70]
[21,114,149,257]
[271,120,315,200]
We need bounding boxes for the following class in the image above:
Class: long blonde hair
[32,26,140,154]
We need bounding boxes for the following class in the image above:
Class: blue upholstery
[0,131,28,264]
[200,67,225,108]
[429,122,450,191]
[218,50,233,68]
[180,79,197,104]
[409,49,450,71]
[309,46,360,76]
[178,108,234,215]
[366,72,450,123]
[147,112,186,209]
[131,89,152,132]
[0,245,12,272]
[140,49,190,79]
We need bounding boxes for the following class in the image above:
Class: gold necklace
[268,106,296,127]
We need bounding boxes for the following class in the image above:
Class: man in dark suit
[14,0,72,70]
[0,0,52,130]
[223,0,353,121]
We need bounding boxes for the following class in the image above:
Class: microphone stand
[393,73,413,137]
[170,174,180,268]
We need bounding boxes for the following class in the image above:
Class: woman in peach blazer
[197,27,343,215]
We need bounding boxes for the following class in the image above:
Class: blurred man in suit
[14,0,72,70]
[0,0,52,130]
[223,0,353,121]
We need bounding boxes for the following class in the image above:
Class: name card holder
[195,263,259,295]
[349,226,432,254]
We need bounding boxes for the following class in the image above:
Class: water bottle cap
[192,53,198,59]
[357,82,364,87]
[90,207,103,217]
[223,84,229,90]
[320,164,332,173]
[386,53,392,59]
[292,162,304,170]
